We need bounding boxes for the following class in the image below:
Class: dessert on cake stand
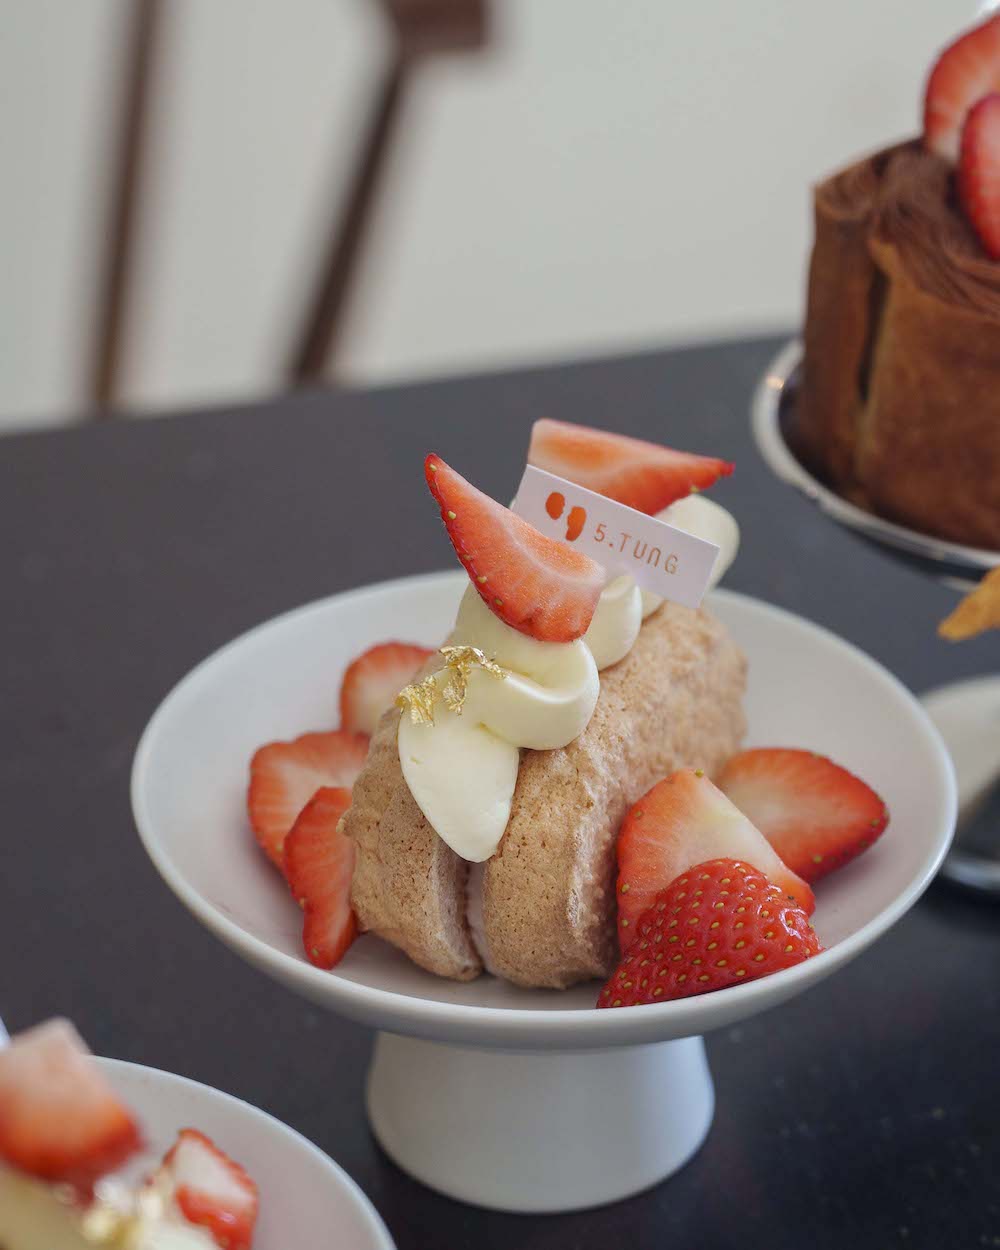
[0,1042,395,1250]
[753,339,1000,895]
[131,569,955,1213]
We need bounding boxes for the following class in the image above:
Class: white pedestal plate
[132,571,956,1212]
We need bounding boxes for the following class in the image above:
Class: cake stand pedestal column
[366,1031,715,1213]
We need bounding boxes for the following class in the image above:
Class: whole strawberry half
[598,858,822,1008]
[0,1019,142,1194]
[615,769,814,954]
[283,785,357,969]
[247,729,369,868]
[924,12,1000,162]
[339,641,434,735]
[716,748,889,884]
[958,92,1000,260]
[162,1128,258,1250]
[425,453,604,642]
[528,418,733,514]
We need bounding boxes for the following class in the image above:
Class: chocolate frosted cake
[792,15,1000,552]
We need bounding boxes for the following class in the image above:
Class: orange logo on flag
[545,491,587,542]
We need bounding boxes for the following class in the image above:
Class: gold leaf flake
[395,674,440,726]
[438,645,506,715]
[395,646,506,723]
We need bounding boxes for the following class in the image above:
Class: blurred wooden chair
[90,0,488,415]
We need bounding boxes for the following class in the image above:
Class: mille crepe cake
[337,421,814,991]
[793,14,1000,550]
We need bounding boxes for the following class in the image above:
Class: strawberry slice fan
[132,419,956,1215]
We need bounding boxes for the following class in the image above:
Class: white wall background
[0,0,973,431]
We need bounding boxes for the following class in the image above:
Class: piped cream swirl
[398,588,599,861]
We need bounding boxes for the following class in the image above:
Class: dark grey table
[2,335,998,1249]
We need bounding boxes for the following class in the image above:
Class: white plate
[132,571,956,1051]
[98,1058,393,1250]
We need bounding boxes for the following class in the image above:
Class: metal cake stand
[752,339,1000,895]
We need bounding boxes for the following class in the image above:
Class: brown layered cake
[794,14,1000,550]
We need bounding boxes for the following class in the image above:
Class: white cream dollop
[398,710,520,863]
[450,590,600,750]
[640,493,741,619]
[398,587,599,862]
[583,575,643,669]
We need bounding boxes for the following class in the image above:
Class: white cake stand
[131,572,955,1213]
[753,340,1000,895]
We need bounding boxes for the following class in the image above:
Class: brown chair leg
[287,53,409,385]
[288,0,489,385]
[90,0,163,415]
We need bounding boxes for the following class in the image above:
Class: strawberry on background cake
[793,12,1000,551]
[0,1020,258,1250]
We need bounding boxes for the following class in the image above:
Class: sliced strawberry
[0,1019,142,1193]
[162,1128,258,1250]
[615,769,814,953]
[339,641,434,734]
[958,93,1000,260]
[283,786,357,969]
[598,858,822,1008]
[247,729,369,868]
[716,748,889,884]
[425,453,604,642]
[924,12,1000,161]
[527,418,733,515]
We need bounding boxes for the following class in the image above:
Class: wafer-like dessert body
[347,601,746,988]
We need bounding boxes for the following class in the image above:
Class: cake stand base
[921,675,1000,895]
[366,1031,715,1213]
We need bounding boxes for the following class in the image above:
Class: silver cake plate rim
[751,338,1000,587]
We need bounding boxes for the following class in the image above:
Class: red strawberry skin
[425,453,604,642]
[615,769,814,953]
[283,786,357,969]
[716,748,889,884]
[528,418,733,514]
[959,93,1000,260]
[598,858,822,1008]
[0,1019,142,1194]
[924,13,1000,162]
[247,729,369,867]
[339,641,434,735]
[163,1128,258,1250]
